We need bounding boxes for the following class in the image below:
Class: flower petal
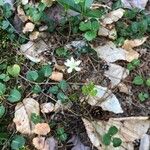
[70,57,75,63]
[75,60,81,66]
[67,68,73,73]
[75,67,81,71]
[64,60,70,67]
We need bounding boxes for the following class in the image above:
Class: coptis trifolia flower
[64,57,81,73]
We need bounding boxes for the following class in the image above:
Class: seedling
[102,126,122,147]
[48,80,69,103]
[132,75,144,85]
[79,19,99,41]
[82,82,97,96]
[127,59,140,71]
[138,92,149,102]
[56,127,68,142]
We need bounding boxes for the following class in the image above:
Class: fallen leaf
[68,135,90,150]
[88,86,123,114]
[20,40,48,63]
[102,8,125,25]
[118,83,130,94]
[29,31,40,40]
[23,22,35,33]
[13,98,39,134]
[139,134,150,150]
[41,102,55,113]
[121,0,148,9]
[82,116,150,150]
[98,26,117,40]
[122,37,148,51]
[50,71,63,81]
[17,5,28,22]
[94,42,139,62]
[54,64,66,72]
[34,123,50,135]
[65,40,87,49]
[104,63,129,87]
[33,136,58,150]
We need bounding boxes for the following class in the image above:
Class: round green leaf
[26,71,39,81]
[112,137,122,147]
[0,83,6,96]
[108,126,118,136]
[32,85,42,94]
[11,135,25,150]
[84,30,96,41]
[48,86,59,94]
[0,105,5,118]
[133,76,144,85]
[102,133,111,146]
[7,64,21,77]
[57,92,68,102]
[58,80,68,91]
[146,78,150,87]
[8,89,21,103]
[41,64,52,77]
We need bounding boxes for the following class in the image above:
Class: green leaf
[84,30,97,41]
[58,80,68,91]
[133,76,144,85]
[84,0,93,8]
[112,137,122,147]
[26,71,39,81]
[127,63,135,71]
[146,78,150,87]
[32,85,42,94]
[56,48,69,57]
[57,92,68,102]
[102,133,111,146]
[7,64,21,77]
[59,133,67,142]
[2,20,9,30]
[48,86,59,94]
[0,105,5,118]
[0,74,6,80]
[108,126,118,136]
[31,113,42,124]
[91,20,99,31]
[131,59,140,66]
[11,135,25,150]
[79,21,91,31]
[85,9,103,18]
[41,64,52,77]
[138,92,149,102]
[57,0,81,12]
[57,127,65,135]
[0,83,6,96]
[8,89,21,103]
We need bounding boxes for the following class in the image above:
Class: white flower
[64,57,81,73]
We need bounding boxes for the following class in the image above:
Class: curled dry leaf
[13,98,39,134]
[29,31,40,40]
[82,116,150,150]
[39,25,48,31]
[41,102,55,113]
[50,71,63,81]
[17,6,28,22]
[94,42,139,62]
[98,26,117,40]
[102,8,125,25]
[104,63,129,87]
[23,22,35,33]
[33,136,58,150]
[121,0,148,9]
[122,37,148,51]
[34,123,50,135]
[88,86,123,114]
[20,40,48,63]
[118,83,130,94]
